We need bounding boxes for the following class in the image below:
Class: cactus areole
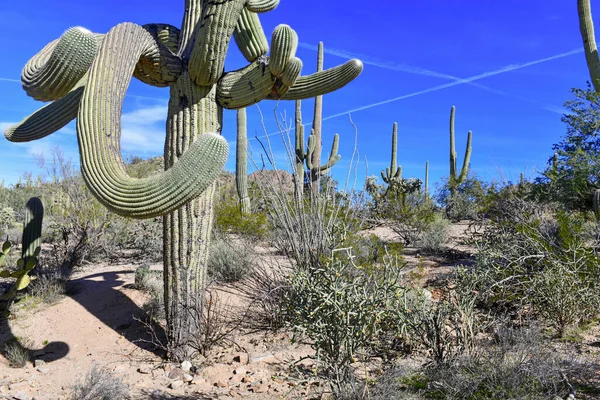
[5,0,363,362]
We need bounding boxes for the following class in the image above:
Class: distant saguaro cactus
[5,1,362,361]
[449,106,472,194]
[381,122,402,187]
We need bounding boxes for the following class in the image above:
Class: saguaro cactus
[578,0,600,91]
[5,1,362,362]
[310,41,325,194]
[0,197,43,314]
[294,98,341,199]
[594,189,600,220]
[236,108,250,214]
[449,106,472,194]
[381,122,402,187]
[424,160,429,197]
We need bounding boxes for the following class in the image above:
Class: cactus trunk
[310,41,324,195]
[236,107,250,214]
[578,0,600,91]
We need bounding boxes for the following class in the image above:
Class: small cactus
[0,197,44,314]
[424,160,429,197]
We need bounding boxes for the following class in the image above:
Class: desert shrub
[436,172,489,222]
[2,337,31,368]
[283,248,412,395]
[134,265,165,321]
[71,364,129,400]
[27,263,70,304]
[404,285,479,364]
[458,197,600,336]
[207,235,255,283]
[402,324,591,400]
[415,213,450,254]
[214,197,268,239]
[339,232,404,270]
[0,206,16,234]
[116,217,163,261]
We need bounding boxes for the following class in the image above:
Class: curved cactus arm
[218,23,362,109]
[578,0,600,91]
[315,133,341,173]
[5,79,85,142]
[273,59,363,100]
[77,22,228,219]
[457,130,472,184]
[133,24,183,87]
[21,27,100,102]
[188,0,247,86]
[246,0,280,13]
[233,8,269,62]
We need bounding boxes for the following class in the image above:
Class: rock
[138,365,152,374]
[168,368,185,380]
[190,376,205,386]
[214,380,228,388]
[183,374,193,383]
[36,367,50,374]
[249,353,276,364]
[180,360,192,372]
[8,381,29,391]
[169,380,184,390]
[252,383,269,393]
[241,376,253,383]
[12,392,31,400]
[233,366,247,375]
[33,359,46,368]
[232,353,249,364]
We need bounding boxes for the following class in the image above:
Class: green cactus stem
[425,160,429,197]
[310,41,324,194]
[449,106,472,194]
[381,122,402,185]
[6,0,362,362]
[0,197,43,315]
[294,96,341,198]
[578,0,600,91]
[236,108,251,214]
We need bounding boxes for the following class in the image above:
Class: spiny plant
[424,160,429,197]
[381,122,402,192]
[236,107,250,214]
[594,188,600,220]
[4,1,362,362]
[448,105,473,195]
[0,197,44,315]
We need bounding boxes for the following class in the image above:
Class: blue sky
[0,0,593,193]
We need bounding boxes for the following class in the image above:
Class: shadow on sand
[0,268,166,365]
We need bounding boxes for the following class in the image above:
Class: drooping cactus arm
[233,8,269,62]
[5,80,84,142]
[133,24,183,87]
[188,0,247,86]
[21,27,100,102]
[77,22,228,219]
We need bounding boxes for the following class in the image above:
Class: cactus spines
[449,106,472,193]
[236,108,251,214]
[578,0,600,91]
[6,1,362,362]
[381,122,402,185]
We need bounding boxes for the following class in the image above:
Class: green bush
[207,235,255,283]
[71,364,129,400]
[214,199,268,239]
[416,213,450,254]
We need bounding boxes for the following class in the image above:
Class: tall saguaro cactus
[424,160,429,197]
[236,108,250,214]
[294,97,341,199]
[449,106,473,194]
[5,1,363,361]
[578,0,600,91]
[310,41,325,194]
[381,122,402,187]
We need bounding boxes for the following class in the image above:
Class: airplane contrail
[0,77,20,83]
[299,41,571,117]
[321,47,583,122]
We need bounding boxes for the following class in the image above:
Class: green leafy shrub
[214,198,268,239]
[207,235,256,283]
[415,213,450,254]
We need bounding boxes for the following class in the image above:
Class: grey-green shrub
[71,364,129,400]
